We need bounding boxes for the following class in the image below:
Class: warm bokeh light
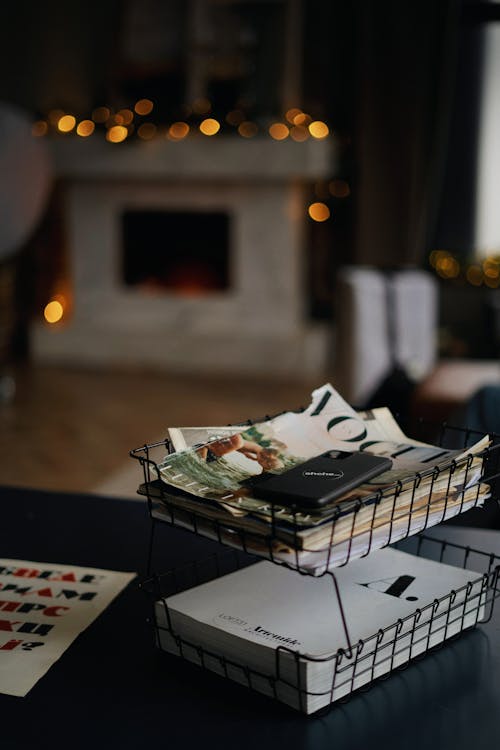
[76,120,95,137]
[436,255,460,278]
[293,112,311,126]
[329,179,351,198]
[193,97,212,114]
[466,265,483,286]
[483,259,500,287]
[429,249,451,268]
[308,202,331,222]
[309,120,329,139]
[57,115,76,133]
[137,122,157,140]
[106,125,128,143]
[285,107,302,124]
[484,265,499,278]
[92,106,110,123]
[117,108,134,125]
[290,125,309,142]
[238,121,258,138]
[226,109,245,126]
[268,122,289,140]
[134,98,154,116]
[43,300,64,324]
[32,120,48,137]
[168,121,190,140]
[482,257,500,276]
[485,274,500,288]
[199,118,220,136]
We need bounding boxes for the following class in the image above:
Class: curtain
[353,0,462,267]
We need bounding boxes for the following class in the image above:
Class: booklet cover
[155,548,485,713]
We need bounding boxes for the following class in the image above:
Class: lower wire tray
[142,534,500,715]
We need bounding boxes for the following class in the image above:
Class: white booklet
[155,548,486,713]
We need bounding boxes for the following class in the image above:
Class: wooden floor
[0,364,318,495]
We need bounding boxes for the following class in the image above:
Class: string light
[466,265,483,286]
[268,123,289,140]
[92,106,110,123]
[238,121,258,138]
[76,119,95,137]
[57,115,76,133]
[32,102,334,144]
[134,98,154,116]
[308,202,331,222]
[106,125,128,143]
[285,107,302,124]
[293,112,311,126]
[290,125,309,142]
[427,250,500,287]
[117,109,134,125]
[43,300,64,324]
[309,121,329,139]
[199,118,220,136]
[168,121,190,140]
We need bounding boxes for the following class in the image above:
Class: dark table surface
[1,484,500,750]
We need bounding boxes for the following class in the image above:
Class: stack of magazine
[133,382,496,713]
[155,548,487,714]
[137,383,490,575]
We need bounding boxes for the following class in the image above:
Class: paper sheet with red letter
[0,558,135,697]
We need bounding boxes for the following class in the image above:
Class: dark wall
[0,2,121,115]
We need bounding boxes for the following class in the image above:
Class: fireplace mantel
[47,134,334,182]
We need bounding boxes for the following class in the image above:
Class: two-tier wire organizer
[130,417,500,715]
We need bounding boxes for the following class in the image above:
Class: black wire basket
[130,421,500,577]
[141,535,500,715]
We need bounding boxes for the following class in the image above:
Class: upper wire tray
[130,421,500,577]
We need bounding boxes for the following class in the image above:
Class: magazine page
[168,426,241,452]
[158,383,488,517]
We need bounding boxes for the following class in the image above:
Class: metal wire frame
[129,424,500,578]
[130,419,500,714]
[143,534,500,715]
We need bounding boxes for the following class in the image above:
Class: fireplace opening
[121,209,230,296]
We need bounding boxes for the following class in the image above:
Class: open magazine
[140,384,490,574]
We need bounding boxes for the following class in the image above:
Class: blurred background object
[1,0,500,494]
[0,101,52,402]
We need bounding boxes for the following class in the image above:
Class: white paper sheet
[0,558,135,697]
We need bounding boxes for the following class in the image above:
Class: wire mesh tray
[143,535,500,715]
[130,422,500,576]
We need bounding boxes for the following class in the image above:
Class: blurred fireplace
[121,209,230,296]
[33,137,333,377]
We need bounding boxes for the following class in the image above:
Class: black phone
[248,450,393,509]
